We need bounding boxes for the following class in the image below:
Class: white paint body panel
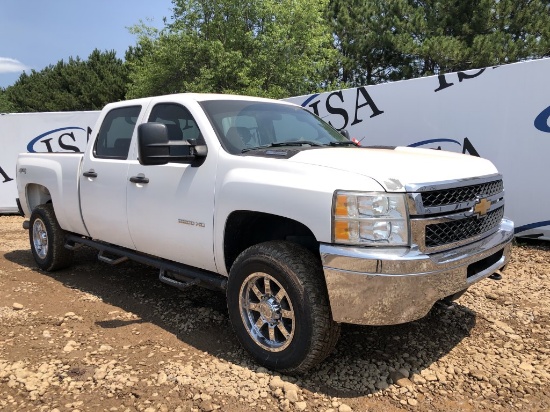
[288,146,497,191]
[79,155,135,249]
[16,153,88,235]
[212,150,385,275]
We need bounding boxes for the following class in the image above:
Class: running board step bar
[159,269,200,291]
[64,234,227,291]
[98,251,129,265]
[65,239,83,251]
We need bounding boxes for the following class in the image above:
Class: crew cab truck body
[16,93,514,373]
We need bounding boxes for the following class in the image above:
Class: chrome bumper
[321,218,514,325]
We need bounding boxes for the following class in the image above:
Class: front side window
[94,106,141,159]
[148,103,204,157]
[200,100,348,154]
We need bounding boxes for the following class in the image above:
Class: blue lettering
[534,106,550,133]
[0,165,13,183]
[27,127,85,153]
[407,138,462,148]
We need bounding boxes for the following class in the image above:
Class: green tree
[469,0,550,67]
[326,0,413,86]
[126,0,336,99]
[5,49,128,112]
[0,88,16,113]
[327,0,550,85]
[393,0,491,76]
[395,0,550,76]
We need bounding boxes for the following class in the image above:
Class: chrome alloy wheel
[239,273,295,352]
[32,218,49,259]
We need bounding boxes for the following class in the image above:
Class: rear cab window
[94,106,141,159]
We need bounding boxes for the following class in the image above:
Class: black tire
[227,241,340,374]
[29,204,73,271]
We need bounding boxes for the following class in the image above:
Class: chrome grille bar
[406,174,506,253]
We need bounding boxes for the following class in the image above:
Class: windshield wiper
[271,140,324,147]
[326,141,359,147]
[242,140,324,153]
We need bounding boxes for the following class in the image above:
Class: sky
[0,0,174,88]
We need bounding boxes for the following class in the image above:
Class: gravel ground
[0,215,549,412]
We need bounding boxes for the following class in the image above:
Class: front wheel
[227,241,340,374]
[29,204,73,271]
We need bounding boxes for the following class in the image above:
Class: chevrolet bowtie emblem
[473,197,491,218]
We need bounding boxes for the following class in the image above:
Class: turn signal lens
[334,221,359,242]
[335,194,357,217]
[335,195,349,217]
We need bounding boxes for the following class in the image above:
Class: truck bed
[16,153,88,236]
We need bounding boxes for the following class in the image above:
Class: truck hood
[288,146,498,192]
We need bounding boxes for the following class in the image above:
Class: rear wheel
[29,204,73,271]
[227,241,340,374]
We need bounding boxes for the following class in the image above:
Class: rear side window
[94,106,141,159]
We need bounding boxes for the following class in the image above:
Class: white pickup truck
[16,93,514,373]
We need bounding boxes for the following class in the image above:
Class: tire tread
[229,240,340,374]
[30,204,73,271]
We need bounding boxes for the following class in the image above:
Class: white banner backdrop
[0,111,100,213]
[285,58,550,240]
[2,59,549,239]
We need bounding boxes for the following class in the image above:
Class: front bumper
[321,218,514,325]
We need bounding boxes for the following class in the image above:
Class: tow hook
[489,269,503,280]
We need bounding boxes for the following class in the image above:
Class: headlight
[333,191,409,246]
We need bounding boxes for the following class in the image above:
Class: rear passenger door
[80,105,142,249]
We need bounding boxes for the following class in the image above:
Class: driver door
[126,103,218,272]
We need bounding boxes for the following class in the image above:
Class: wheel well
[224,211,319,273]
[26,184,52,212]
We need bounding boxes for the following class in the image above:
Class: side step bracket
[65,239,83,251]
[98,251,129,265]
[159,270,200,291]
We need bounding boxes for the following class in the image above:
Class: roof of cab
[102,93,296,110]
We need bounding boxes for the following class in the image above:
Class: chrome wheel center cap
[259,296,281,324]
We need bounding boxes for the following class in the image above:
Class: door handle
[83,170,97,178]
[129,175,149,184]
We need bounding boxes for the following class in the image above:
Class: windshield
[199,100,349,154]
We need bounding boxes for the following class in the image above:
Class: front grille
[421,180,503,207]
[425,206,504,248]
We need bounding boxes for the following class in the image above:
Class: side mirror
[137,123,208,166]
[138,123,170,166]
[340,129,351,140]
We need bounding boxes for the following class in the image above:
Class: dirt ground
[0,215,549,412]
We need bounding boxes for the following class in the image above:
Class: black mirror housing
[340,129,351,140]
[138,123,170,166]
[137,123,208,166]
